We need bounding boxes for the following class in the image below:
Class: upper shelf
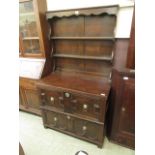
[19,12,35,17]
[46,5,118,19]
[22,37,39,40]
[53,53,113,61]
[51,36,115,40]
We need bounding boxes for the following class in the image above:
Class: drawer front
[40,89,64,109]
[39,89,106,121]
[43,109,104,144]
[71,94,106,121]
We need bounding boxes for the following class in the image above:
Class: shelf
[51,36,115,40]
[53,53,112,61]
[22,37,39,40]
[19,12,35,17]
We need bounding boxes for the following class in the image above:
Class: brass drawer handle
[53,117,57,121]
[51,117,58,127]
[83,104,88,110]
[100,93,106,97]
[41,92,45,96]
[50,97,54,102]
[64,92,70,98]
[81,126,87,136]
[123,76,129,80]
[75,11,79,15]
[82,126,87,131]
[67,115,71,120]
[94,104,100,108]
[122,107,126,112]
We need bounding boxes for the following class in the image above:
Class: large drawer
[39,89,107,121]
[42,108,105,147]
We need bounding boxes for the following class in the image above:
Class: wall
[46,0,134,38]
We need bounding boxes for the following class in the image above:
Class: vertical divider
[83,16,86,72]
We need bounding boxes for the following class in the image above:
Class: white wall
[46,0,134,38]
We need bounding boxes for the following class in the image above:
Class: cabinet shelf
[53,53,112,61]
[22,37,39,40]
[19,12,35,17]
[51,36,115,40]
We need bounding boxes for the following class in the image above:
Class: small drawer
[70,94,106,121]
[40,89,64,109]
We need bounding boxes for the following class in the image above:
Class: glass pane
[19,15,38,37]
[23,40,40,54]
[19,1,41,54]
[19,1,33,14]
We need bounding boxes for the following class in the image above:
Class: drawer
[39,89,107,121]
[42,109,104,147]
[40,89,64,110]
[71,93,106,121]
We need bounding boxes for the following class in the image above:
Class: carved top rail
[46,5,118,19]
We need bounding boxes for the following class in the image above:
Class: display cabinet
[19,0,49,57]
[19,0,52,115]
[36,5,118,147]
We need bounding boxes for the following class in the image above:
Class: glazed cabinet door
[19,0,42,56]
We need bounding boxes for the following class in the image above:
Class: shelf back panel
[55,58,112,78]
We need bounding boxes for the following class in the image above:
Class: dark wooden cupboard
[19,78,41,115]
[107,69,135,149]
[107,9,135,149]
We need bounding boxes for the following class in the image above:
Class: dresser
[36,5,118,147]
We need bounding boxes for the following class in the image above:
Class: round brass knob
[50,97,54,101]
[53,117,57,121]
[41,92,45,96]
[94,104,99,108]
[75,11,79,15]
[67,115,71,120]
[82,126,87,131]
[83,104,88,110]
[122,107,126,112]
[65,92,70,98]
[100,93,106,97]
[123,76,129,80]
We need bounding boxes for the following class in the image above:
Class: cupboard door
[19,0,41,54]
[19,88,25,107]
[119,77,135,135]
[23,89,40,109]
[108,70,135,149]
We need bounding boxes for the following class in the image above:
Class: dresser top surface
[37,72,111,97]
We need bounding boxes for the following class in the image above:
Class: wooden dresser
[36,6,118,147]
